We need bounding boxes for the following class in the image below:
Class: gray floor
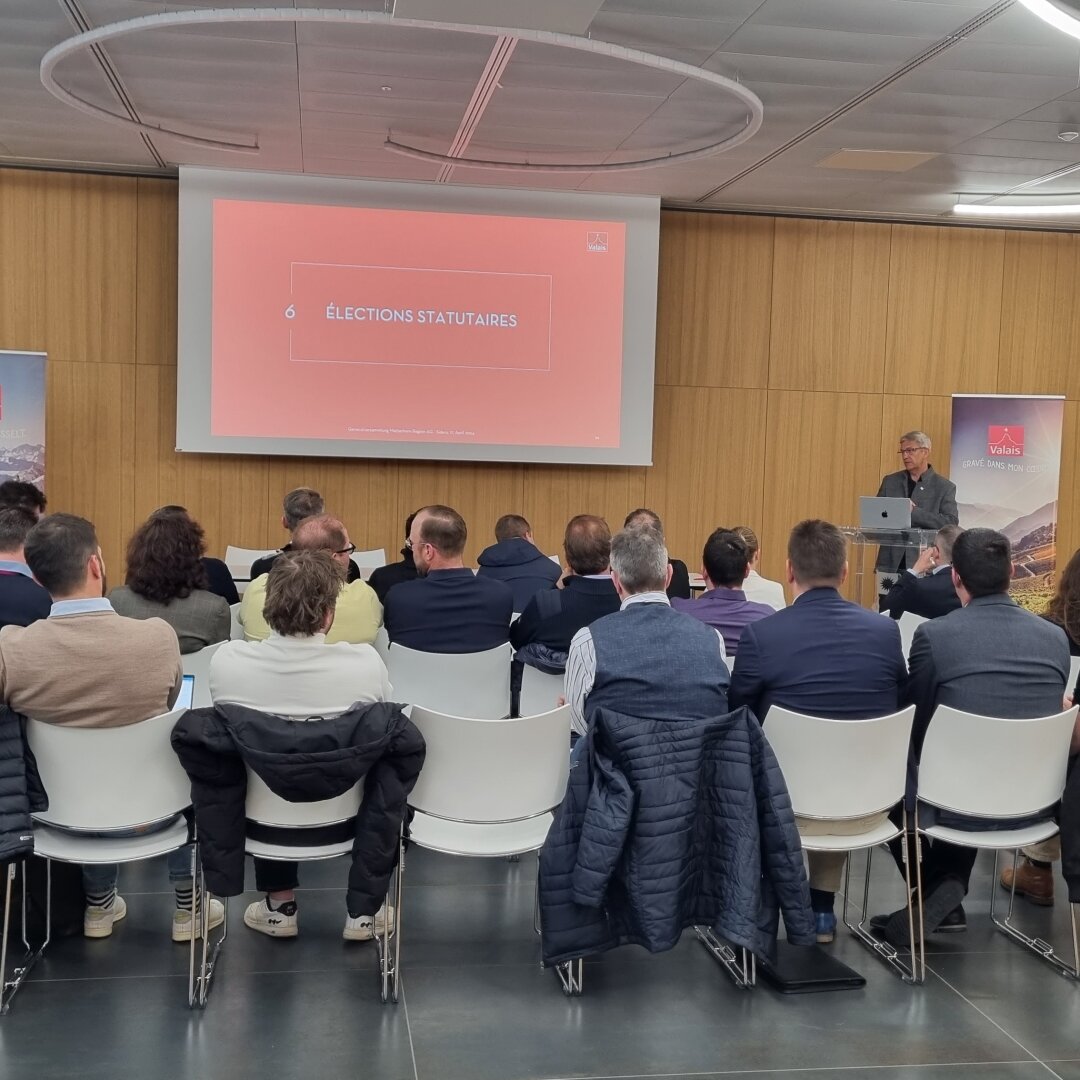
[1,846,1078,1080]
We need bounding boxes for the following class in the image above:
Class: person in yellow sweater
[240,514,381,644]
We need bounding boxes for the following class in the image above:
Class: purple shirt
[671,587,775,656]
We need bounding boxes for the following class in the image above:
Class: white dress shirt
[741,569,787,611]
[564,591,727,736]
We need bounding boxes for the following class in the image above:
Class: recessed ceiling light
[380,85,393,92]
[1018,0,1080,41]
[1059,130,1080,141]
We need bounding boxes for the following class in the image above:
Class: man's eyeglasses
[335,543,357,556]
[899,447,928,456]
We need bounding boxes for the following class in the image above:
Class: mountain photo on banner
[0,352,45,492]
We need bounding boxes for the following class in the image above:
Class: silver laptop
[859,496,911,531]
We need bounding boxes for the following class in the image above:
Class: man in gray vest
[564,525,730,737]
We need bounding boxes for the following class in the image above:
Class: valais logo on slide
[988,425,1024,457]
[587,231,608,252]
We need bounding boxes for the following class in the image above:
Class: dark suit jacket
[251,546,361,584]
[383,568,514,653]
[906,593,1070,760]
[884,566,961,620]
[510,575,621,652]
[0,570,51,630]
[729,587,906,723]
[202,557,239,606]
[874,466,959,572]
[667,559,691,601]
[368,551,418,604]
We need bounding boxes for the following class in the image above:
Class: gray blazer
[906,592,1070,759]
[875,466,959,573]
[109,586,231,655]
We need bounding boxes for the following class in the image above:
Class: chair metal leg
[191,855,228,1009]
[840,832,918,984]
[1,858,50,1015]
[693,926,756,989]
[554,957,583,996]
[989,848,1079,979]
[378,829,403,1005]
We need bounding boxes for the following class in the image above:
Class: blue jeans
[80,841,195,898]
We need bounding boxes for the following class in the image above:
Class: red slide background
[210,200,626,447]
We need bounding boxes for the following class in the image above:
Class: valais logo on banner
[586,232,608,253]
[988,425,1024,457]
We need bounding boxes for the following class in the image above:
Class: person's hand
[910,499,918,511]
[557,695,566,707]
[556,566,573,590]
[1064,692,1074,710]
[912,545,938,576]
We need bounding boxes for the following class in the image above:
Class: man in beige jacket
[0,513,221,941]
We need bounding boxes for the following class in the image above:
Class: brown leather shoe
[999,858,1054,906]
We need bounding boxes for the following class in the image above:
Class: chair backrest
[765,706,915,819]
[918,705,1079,818]
[407,704,571,822]
[182,640,224,681]
[351,548,387,575]
[372,625,390,660]
[27,710,191,830]
[1069,654,1080,693]
[519,664,565,718]
[896,611,928,662]
[229,602,243,640]
[386,642,511,719]
[245,770,363,827]
[225,545,276,580]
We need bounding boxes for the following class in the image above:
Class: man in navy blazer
[383,504,513,654]
[883,525,963,621]
[730,519,906,943]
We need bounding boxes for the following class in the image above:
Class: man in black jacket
[883,525,963,621]
[0,508,50,629]
[368,511,419,603]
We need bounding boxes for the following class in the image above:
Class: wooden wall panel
[884,225,1005,396]
[0,171,46,350]
[7,173,1080,599]
[644,385,767,568]
[770,219,891,393]
[655,212,773,389]
[998,231,1080,399]
[44,173,138,366]
[761,390,884,595]
[522,465,647,562]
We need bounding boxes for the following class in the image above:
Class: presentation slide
[210,201,626,447]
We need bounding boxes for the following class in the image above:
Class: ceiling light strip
[438,34,517,181]
[695,0,1015,202]
[1017,0,1080,40]
[954,201,1080,216]
[40,8,764,171]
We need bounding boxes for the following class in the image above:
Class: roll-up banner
[0,351,45,494]
[950,394,1064,612]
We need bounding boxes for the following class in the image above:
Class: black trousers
[254,858,299,893]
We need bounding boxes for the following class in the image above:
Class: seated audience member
[241,515,381,645]
[0,479,46,520]
[383,505,513,654]
[671,528,774,655]
[368,511,419,603]
[1043,547,1080,655]
[729,519,906,943]
[732,525,786,610]
[0,507,51,628]
[477,514,561,611]
[565,525,729,738]
[110,508,231,653]
[623,508,691,600]
[251,487,361,584]
[873,528,1070,947]
[0,514,215,941]
[510,514,620,671]
[883,525,963,621]
[209,551,393,941]
[151,505,240,605]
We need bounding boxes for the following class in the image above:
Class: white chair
[372,625,390,661]
[914,704,1079,982]
[182,642,224,709]
[351,548,386,577]
[1,710,204,1012]
[229,603,243,640]
[1069,655,1080,693]
[519,665,564,718]
[387,704,572,1000]
[896,611,928,664]
[764,706,918,982]
[386,642,511,720]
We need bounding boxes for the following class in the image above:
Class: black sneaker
[870,903,966,937]
[886,878,966,947]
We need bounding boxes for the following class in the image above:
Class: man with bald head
[383,504,513,653]
[240,514,382,644]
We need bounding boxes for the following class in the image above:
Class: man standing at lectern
[875,431,959,603]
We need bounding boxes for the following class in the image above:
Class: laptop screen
[176,674,195,711]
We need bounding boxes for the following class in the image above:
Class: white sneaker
[343,904,395,942]
[243,898,298,938]
[172,898,226,942]
[84,895,128,939]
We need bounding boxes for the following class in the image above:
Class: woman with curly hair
[110,507,231,653]
[1044,548,1080,656]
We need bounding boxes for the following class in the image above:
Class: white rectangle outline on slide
[287,262,553,372]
